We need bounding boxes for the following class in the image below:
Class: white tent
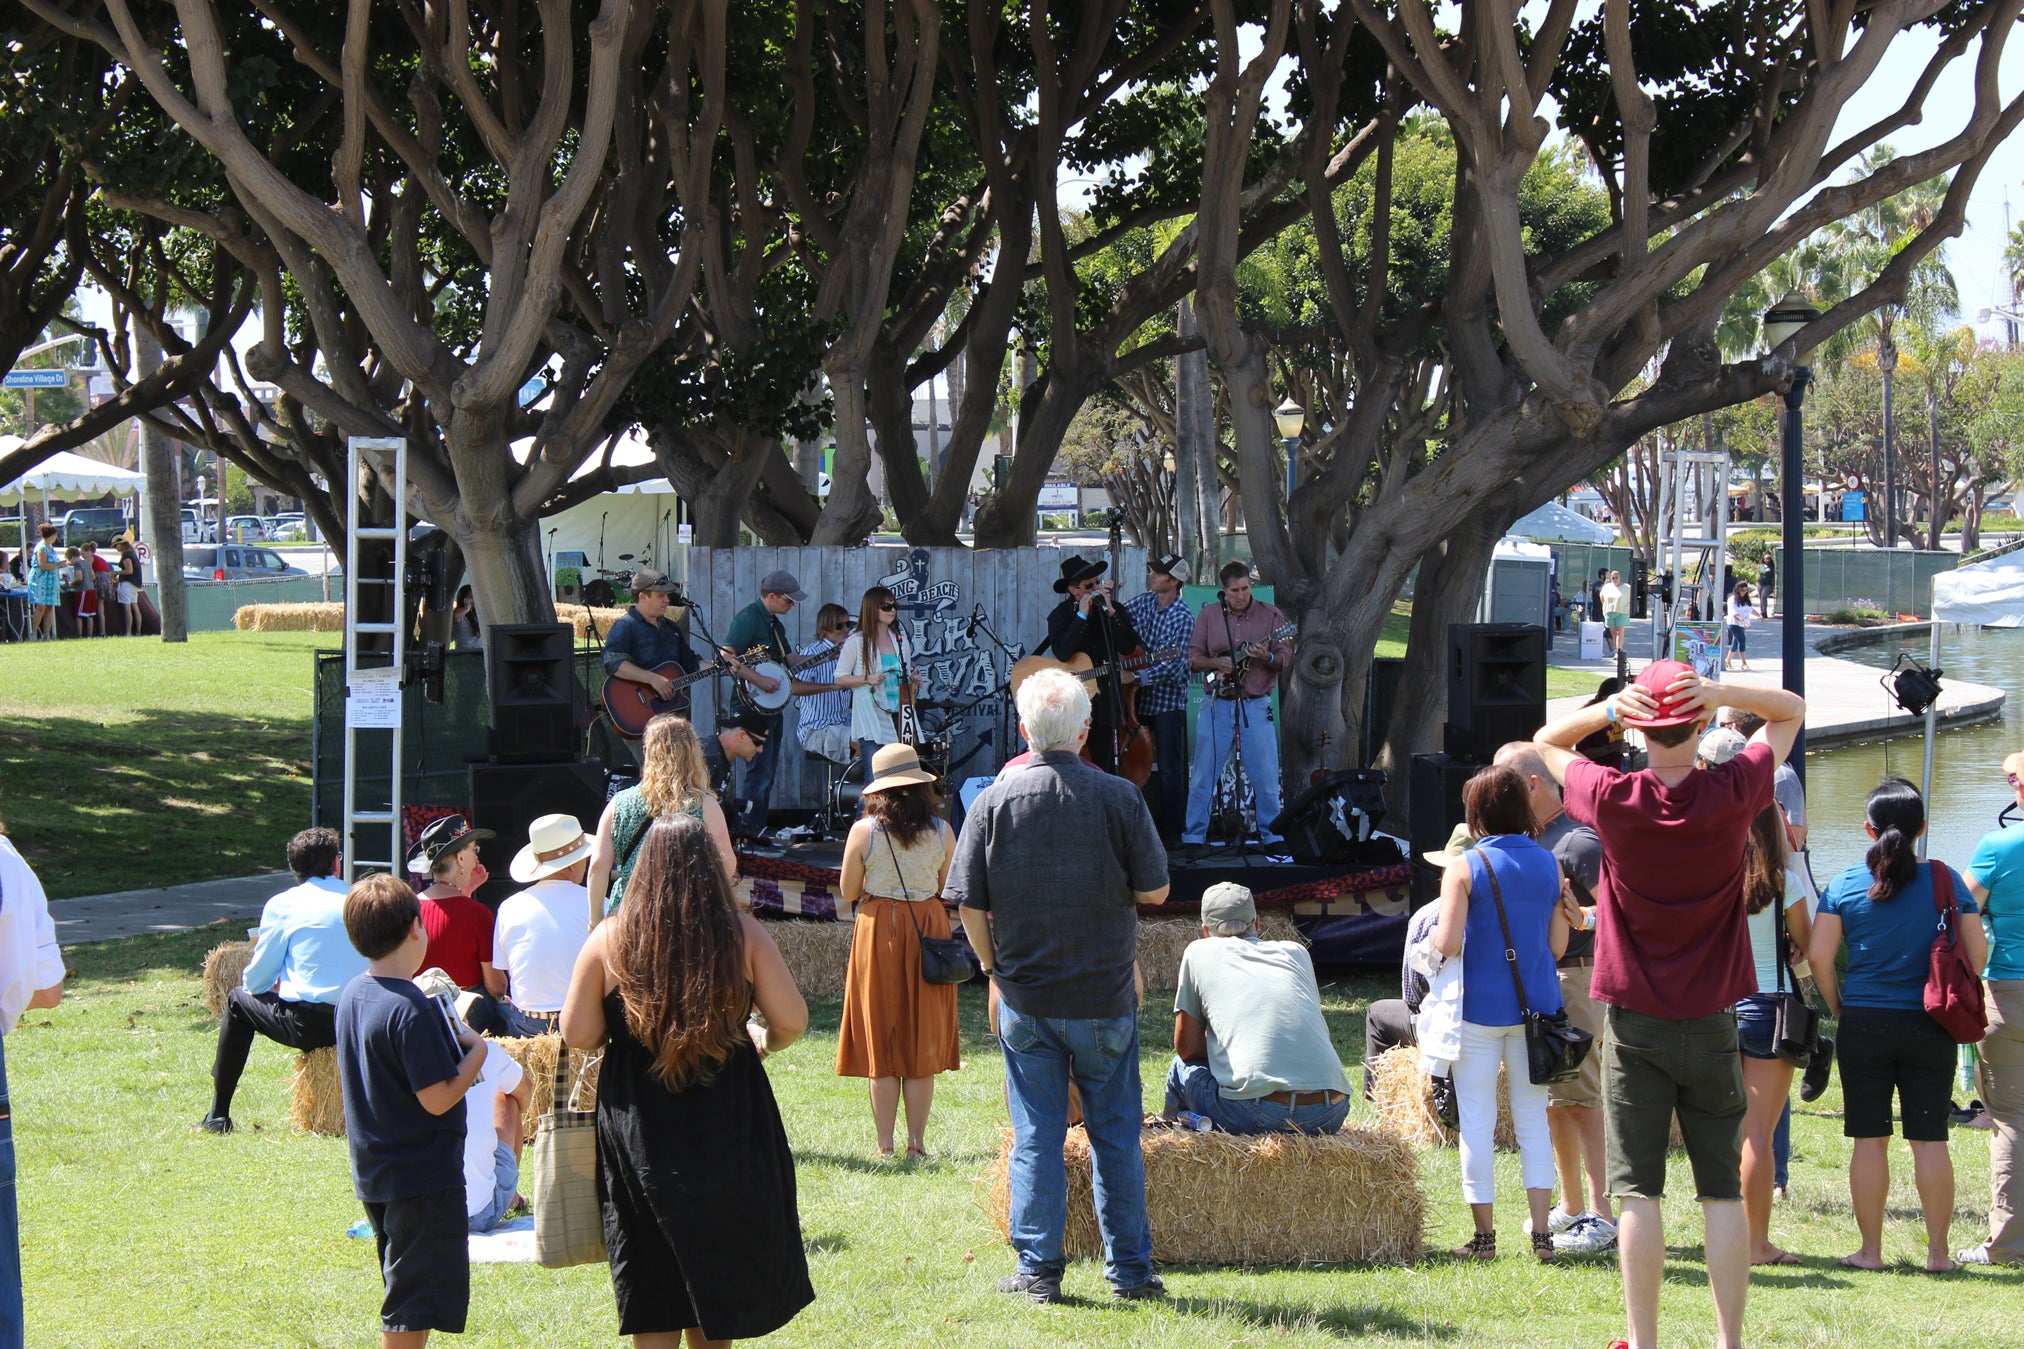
[1914,548,2024,845]
[0,445,146,505]
[539,477,685,598]
[1509,499,1616,544]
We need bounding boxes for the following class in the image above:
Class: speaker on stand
[487,623,583,763]
[1442,622,1547,763]
[467,760,609,906]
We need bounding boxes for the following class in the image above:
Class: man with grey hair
[950,667,1170,1304]
[1164,882,1350,1134]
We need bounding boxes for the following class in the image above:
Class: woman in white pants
[1435,763,1573,1261]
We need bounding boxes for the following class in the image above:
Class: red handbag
[1925,863,1987,1044]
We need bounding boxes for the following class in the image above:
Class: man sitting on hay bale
[200,828,366,1134]
[1164,882,1350,1135]
[949,666,1171,1306]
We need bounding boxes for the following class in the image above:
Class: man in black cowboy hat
[1043,555,1142,774]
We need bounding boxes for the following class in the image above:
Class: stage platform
[733,839,1414,968]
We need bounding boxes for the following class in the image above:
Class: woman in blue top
[1960,749,2024,1266]
[1434,763,1572,1262]
[26,524,61,640]
[1810,778,1987,1273]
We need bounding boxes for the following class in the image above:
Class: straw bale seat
[979,1124,1423,1266]
[1135,914,1303,994]
[201,940,254,1018]
[763,919,855,999]
[1370,1045,1683,1150]
[288,1047,346,1134]
[493,1033,603,1139]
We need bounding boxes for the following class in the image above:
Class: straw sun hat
[861,743,940,794]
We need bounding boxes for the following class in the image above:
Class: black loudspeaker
[467,760,609,906]
[1443,623,1546,763]
[1362,657,1406,766]
[1267,769,1396,867]
[487,623,582,762]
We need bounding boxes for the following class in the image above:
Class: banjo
[732,641,841,714]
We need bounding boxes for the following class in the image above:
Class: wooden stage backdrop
[686,543,1147,812]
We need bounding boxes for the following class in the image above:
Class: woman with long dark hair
[450,584,482,651]
[835,743,959,1159]
[561,814,813,1346]
[1433,762,1572,1261]
[831,586,911,781]
[1731,802,1810,1266]
[1811,778,1988,1272]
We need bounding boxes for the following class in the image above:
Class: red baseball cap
[1622,659,1705,729]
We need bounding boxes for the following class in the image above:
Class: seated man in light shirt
[200,827,368,1133]
[1164,882,1352,1134]
[492,814,594,1038]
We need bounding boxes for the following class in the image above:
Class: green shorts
[1605,613,1629,629]
[1600,1006,1745,1202]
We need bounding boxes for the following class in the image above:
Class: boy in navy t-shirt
[336,874,486,1345]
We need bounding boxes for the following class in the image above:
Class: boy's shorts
[365,1186,470,1333]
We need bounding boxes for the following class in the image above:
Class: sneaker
[1956,1245,1998,1266]
[1800,1035,1835,1103]
[1112,1274,1167,1301]
[1525,1207,1585,1236]
[998,1272,1062,1304]
[196,1114,233,1135]
[1553,1214,1620,1255]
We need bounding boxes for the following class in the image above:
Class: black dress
[596,989,814,1339]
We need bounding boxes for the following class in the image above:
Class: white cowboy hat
[509,813,593,883]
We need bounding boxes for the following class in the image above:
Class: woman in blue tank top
[1433,763,1572,1261]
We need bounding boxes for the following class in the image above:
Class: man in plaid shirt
[1124,555,1195,842]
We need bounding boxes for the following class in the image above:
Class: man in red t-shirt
[1531,660,1802,1349]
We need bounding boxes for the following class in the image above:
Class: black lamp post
[1763,291,1822,782]
[1274,398,1305,503]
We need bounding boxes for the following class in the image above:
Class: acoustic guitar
[602,661,723,739]
[1007,644,1189,700]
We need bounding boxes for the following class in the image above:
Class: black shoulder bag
[1481,849,1594,1086]
[1771,920,1820,1067]
[882,828,972,985]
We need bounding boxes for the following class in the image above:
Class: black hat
[1052,555,1109,593]
[719,711,771,741]
[405,814,494,876]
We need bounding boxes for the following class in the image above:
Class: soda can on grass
[1174,1111,1214,1133]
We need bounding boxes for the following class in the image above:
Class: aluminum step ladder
[341,436,409,882]
[1651,446,1733,672]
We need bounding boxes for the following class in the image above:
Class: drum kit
[581,552,670,609]
[820,726,957,835]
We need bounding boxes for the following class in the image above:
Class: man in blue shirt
[1961,749,2024,1265]
[200,827,368,1133]
[1124,556,1194,842]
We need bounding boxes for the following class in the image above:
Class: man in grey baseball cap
[1164,881,1352,1134]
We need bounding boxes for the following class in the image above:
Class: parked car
[181,545,309,581]
[220,514,271,543]
[269,517,310,542]
[56,506,134,547]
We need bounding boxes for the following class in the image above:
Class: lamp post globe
[1274,399,1304,501]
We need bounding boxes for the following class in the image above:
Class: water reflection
[1806,628,2019,881]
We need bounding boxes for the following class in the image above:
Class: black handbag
[1771,926,1819,1067]
[882,829,972,985]
[1481,850,1594,1086]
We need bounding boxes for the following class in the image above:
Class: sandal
[1532,1232,1558,1263]
[1451,1231,1497,1260]
[905,1145,928,1161]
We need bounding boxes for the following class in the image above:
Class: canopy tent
[1508,499,1615,544]
[1914,547,2024,849]
[539,476,684,599]
[1,442,147,556]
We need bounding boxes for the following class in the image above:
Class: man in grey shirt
[951,667,1170,1305]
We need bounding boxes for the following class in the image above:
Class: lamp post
[1274,398,1305,503]
[1762,290,1821,782]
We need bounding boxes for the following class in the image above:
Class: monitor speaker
[1443,622,1546,763]
[467,760,609,906]
[1409,752,1477,908]
[487,623,582,763]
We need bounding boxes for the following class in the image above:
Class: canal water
[1805,627,2022,887]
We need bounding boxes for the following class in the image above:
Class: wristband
[1605,698,1619,725]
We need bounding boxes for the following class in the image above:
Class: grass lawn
[0,630,338,898]
[16,926,2024,1346]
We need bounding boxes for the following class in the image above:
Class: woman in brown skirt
[836,742,960,1159]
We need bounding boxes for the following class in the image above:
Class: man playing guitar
[600,569,697,763]
[718,568,824,836]
[1182,559,1294,849]
[1043,555,1143,774]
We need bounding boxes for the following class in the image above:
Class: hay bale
[765,919,855,999]
[1370,1045,1516,1150]
[200,940,253,1018]
[978,1124,1423,1266]
[1137,913,1303,994]
[289,1047,346,1135]
[554,603,632,640]
[232,602,345,632]
[494,1034,602,1140]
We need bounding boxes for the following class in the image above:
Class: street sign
[135,541,152,562]
[3,369,69,389]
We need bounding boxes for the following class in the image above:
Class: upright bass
[1105,511,1156,788]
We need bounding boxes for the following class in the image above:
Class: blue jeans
[997,1001,1153,1288]
[1182,696,1282,843]
[1163,1059,1348,1136]
[497,1003,559,1039]
[0,1036,20,1349]
[1145,708,1189,841]
[734,718,783,833]
[466,1142,520,1233]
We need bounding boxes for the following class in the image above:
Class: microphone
[965,603,980,640]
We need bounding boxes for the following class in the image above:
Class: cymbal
[617,553,635,561]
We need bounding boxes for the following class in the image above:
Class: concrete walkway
[49,872,283,947]
[1545,615,2005,747]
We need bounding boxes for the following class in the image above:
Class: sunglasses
[879,602,896,611]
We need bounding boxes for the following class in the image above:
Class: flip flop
[1753,1251,1801,1267]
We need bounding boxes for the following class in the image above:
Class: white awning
[1931,548,2024,627]
[0,444,148,506]
[1509,500,1616,544]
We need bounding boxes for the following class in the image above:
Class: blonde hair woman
[588,713,737,923]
